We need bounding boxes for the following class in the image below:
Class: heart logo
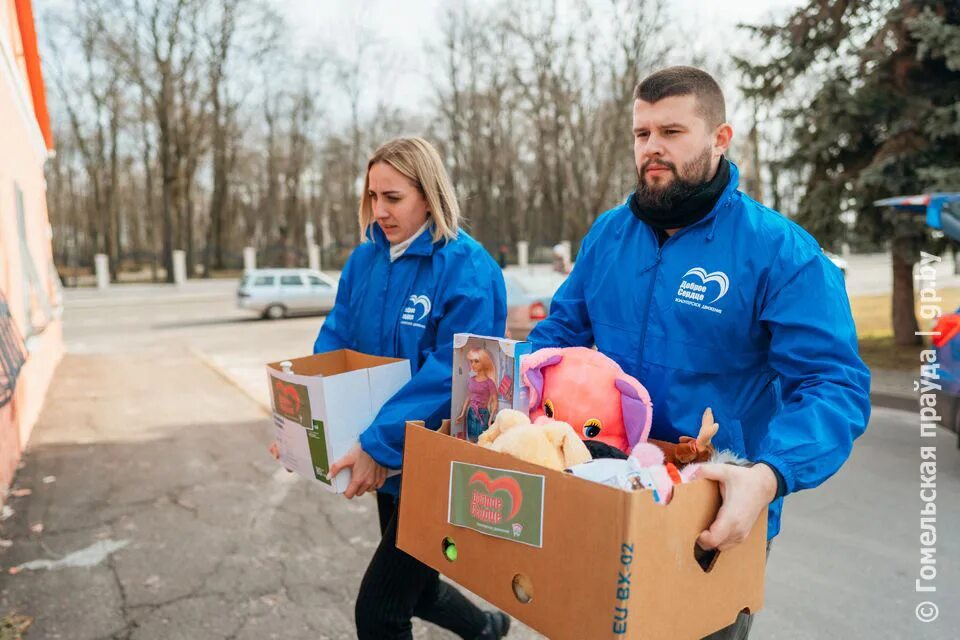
[469,471,523,521]
[275,380,302,418]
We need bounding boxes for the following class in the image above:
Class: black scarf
[629,156,730,231]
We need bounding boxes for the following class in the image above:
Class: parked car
[237,268,338,319]
[503,270,567,340]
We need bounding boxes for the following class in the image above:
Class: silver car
[237,268,338,319]
[503,270,567,340]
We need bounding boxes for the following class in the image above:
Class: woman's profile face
[368,161,430,244]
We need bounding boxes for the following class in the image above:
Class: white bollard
[841,242,851,259]
[172,250,187,286]
[517,241,529,269]
[94,253,109,290]
[561,240,572,269]
[308,243,321,271]
[243,246,256,272]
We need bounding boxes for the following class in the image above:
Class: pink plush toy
[521,347,653,454]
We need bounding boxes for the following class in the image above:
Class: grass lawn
[850,286,960,371]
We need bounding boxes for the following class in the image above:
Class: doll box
[450,334,533,442]
[265,350,410,492]
[397,424,766,640]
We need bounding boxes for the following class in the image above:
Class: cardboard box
[265,350,410,492]
[450,334,533,442]
[397,424,766,640]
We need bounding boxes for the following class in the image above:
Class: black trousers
[354,492,489,640]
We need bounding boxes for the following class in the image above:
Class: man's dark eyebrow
[633,123,689,134]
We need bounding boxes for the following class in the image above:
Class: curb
[188,347,271,415]
[870,391,917,413]
[66,293,235,309]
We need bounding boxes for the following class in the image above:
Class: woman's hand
[328,443,388,499]
[268,442,293,473]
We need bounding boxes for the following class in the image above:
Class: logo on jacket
[675,267,729,314]
[401,294,431,328]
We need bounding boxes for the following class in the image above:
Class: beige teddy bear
[478,409,592,471]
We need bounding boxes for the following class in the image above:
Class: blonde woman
[455,348,499,439]
[315,138,510,639]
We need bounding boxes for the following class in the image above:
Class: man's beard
[634,146,713,211]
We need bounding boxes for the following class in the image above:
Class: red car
[503,270,567,340]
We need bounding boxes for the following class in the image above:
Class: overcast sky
[279,0,804,132]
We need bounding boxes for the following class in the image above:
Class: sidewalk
[0,348,526,639]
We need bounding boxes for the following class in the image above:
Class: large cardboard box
[265,350,410,492]
[450,334,533,442]
[397,424,766,640]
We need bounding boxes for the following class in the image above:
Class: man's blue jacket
[314,224,507,496]
[529,162,871,538]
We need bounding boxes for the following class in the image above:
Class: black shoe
[478,611,511,639]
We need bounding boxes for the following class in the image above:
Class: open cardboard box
[265,349,410,492]
[397,423,766,640]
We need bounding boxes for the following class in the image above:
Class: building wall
[0,0,63,496]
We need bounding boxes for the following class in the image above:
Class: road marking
[11,539,130,572]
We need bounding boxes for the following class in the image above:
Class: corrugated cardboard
[397,423,766,640]
[265,350,410,492]
[450,334,533,442]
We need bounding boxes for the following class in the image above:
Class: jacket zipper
[636,232,665,367]
[635,199,727,365]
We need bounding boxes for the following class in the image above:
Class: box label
[448,462,545,547]
[270,376,312,428]
[308,420,332,484]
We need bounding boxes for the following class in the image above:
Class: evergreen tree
[738,0,960,346]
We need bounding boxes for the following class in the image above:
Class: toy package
[450,334,532,442]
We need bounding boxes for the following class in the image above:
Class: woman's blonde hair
[468,348,497,381]
[359,137,461,243]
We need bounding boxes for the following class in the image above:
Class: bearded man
[528,66,871,639]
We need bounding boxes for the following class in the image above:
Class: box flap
[496,338,526,358]
[267,349,405,377]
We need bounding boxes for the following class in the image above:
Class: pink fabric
[468,376,498,413]
[520,346,653,454]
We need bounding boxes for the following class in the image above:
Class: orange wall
[0,0,62,496]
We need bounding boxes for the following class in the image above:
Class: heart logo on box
[468,471,523,521]
[275,380,302,419]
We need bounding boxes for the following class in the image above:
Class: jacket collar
[367,222,440,257]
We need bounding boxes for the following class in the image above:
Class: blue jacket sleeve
[753,255,871,495]
[358,251,508,468]
[313,253,356,353]
[527,228,599,350]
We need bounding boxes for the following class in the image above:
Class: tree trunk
[891,238,921,346]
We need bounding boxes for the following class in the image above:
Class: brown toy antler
[648,408,719,466]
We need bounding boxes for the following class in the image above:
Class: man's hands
[328,443,388,499]
[697,463,777,551]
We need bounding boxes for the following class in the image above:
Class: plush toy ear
[543,421,592,468]
[614,378,653,449]
[479,409,530,447]
[521,350,564,410]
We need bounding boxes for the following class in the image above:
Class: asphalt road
[13,281,954,639]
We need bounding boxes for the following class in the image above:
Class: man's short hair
[634,66,726,127]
